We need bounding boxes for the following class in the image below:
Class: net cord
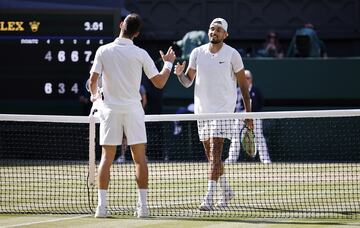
[145,109,360,122]
[0,114,89,123]
[1,109,360,123]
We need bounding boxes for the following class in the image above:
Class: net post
[88,115,96,186]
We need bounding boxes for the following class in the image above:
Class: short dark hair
[122,13,142,38]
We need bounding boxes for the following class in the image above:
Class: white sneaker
[199,198,213,211]
[94,206,108,218]
[224,158,236,164]
[262,159,272,164]
[216,190,235,208]
[134,204,149,218]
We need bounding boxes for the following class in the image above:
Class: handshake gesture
[159,46,176,68]
[173,59,195,89]
[174,61,186,76]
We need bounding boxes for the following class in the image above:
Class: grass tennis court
[1,214,360,228]
[1,162,359,222]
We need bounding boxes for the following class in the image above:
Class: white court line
[2,215,90,228]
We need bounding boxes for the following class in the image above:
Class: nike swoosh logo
[219,61,225,64]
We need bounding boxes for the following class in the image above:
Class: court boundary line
[3,215,90,228]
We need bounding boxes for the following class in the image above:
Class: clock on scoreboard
[0,9,118,101]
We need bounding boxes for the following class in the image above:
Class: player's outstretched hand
[174,61,186,76]
[159,46,176,63]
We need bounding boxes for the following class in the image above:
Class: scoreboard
[0,9,118,107]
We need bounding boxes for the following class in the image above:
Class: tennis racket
[241,126,257,158]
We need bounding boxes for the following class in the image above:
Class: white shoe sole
[199,205,213,211]
[216,192,235,208]
[94,214,107,218]
[134,209,149,218]
[94,211,107,218]
[199,202,214,211]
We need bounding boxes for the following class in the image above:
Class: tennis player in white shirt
[174,18,253,210]
[89,13,176,218]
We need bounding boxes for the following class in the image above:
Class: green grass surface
[0,214,360,228]
[1,162,359,221]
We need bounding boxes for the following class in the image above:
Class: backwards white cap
[210,18,228,32]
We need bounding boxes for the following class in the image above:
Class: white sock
[205,180,216,201]
[138,189,148,206]
[98,189,107,207]
[219,175,231,193]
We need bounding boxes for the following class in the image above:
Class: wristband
[90,93,100,101]
[163,61,173,71]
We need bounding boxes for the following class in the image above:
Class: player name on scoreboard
[0,21,27,31]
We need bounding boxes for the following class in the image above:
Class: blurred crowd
[175,23,327,59]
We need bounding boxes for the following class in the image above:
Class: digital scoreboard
[0,9,118,105]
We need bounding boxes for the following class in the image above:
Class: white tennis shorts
[197,119,238,141]
[99,106,147,146]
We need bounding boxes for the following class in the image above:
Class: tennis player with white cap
[174,17,253,210]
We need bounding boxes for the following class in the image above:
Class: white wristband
[90,93,99,101]
[163,61,173,71]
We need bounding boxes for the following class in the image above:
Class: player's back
[97,38,147,111]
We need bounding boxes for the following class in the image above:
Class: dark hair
[122,13,142,38]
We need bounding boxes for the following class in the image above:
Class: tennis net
[0,110,359,219]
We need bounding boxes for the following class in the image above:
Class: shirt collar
[114,37,133,45]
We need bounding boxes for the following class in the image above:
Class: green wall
[164,58,360,100]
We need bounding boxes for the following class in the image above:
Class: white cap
[210,18,228,32]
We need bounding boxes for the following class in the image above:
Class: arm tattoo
[177,72,193,88]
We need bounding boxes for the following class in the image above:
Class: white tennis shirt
[90,38,159,112]
[189,43,244,114]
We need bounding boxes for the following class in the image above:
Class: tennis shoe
[224,158,237,164]
[262,159,272,164]
[134,204,149,218]
[94,206,108,218]
[199,198,213,211]
[216,190,235,208]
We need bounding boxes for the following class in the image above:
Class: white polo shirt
[90,37,159,112]
[189,43,244,114]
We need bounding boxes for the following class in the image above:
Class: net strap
[88,116,96,186]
